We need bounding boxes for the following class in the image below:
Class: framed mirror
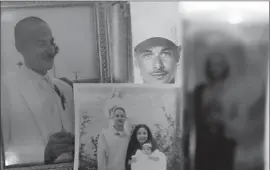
[0,1,132,170]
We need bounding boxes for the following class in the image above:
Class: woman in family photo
[96,91,167,170]
[125,124,167,170]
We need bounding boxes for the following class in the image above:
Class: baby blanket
[131,150,167,170]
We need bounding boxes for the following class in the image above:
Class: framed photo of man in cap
[130,2,183,85]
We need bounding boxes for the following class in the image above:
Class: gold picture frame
[0,1,133,169]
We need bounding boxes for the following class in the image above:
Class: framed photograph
[129,2,183,85]
[182,7,269,170]
[1,1,132,170]
[73,84,183,170]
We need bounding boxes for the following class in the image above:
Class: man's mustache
[46,45,59,58]
[54,45,59,55]
[47,53,56,59]
[150,70,168,76]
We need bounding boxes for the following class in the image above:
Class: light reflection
[1,12,15,22]
[179,1,269,23]
[180,1,269,14]
[265,55,269,170]
[179,1,221,13]
[5,151,19,166]
[227,13,244,25]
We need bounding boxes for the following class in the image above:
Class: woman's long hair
[125,124,157,170]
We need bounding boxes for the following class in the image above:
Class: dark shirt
[193,84,237,170]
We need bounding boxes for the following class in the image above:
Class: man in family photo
[97,89,130,170]
[1,16,74,166]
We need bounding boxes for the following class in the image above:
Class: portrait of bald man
[1,16,74,166]
[134,37,181,84]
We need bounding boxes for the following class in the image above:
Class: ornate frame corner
[95,2,111,83]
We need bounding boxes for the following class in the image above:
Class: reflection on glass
[5,152,19,166]
[187,23,268,170]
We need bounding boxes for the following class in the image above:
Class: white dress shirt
[97,126,130,170]
[1,66,69,165]
[22,66,64,143]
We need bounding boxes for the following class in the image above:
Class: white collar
[111,125,128,137]
[21,65,50,83]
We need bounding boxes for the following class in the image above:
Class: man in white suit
[1,16,74,165]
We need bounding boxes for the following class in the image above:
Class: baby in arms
[131,141,167,170]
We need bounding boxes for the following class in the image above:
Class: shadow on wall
[58,78,101,89]
[73,78,101,83]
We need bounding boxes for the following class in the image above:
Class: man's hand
[54,153,74,163]
[44,131,75,164]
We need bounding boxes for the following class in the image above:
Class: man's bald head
[14,16,58,75]
[15,17,48,51]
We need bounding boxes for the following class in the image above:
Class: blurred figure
[219,25,267,170]
[193,51,237,170]
[221,71,266,170]
[192,27,267,170]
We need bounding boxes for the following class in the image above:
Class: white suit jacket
[1,66,74,165]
